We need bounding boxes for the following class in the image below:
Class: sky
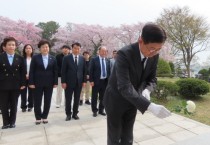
[0,0,210,63]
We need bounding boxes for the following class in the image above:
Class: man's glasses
[145,45,161,54]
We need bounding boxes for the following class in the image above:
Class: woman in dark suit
[20,44,34,112]
[29,40,58,125]
[0,37,26,129]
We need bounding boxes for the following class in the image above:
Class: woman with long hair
[20,44,34,112]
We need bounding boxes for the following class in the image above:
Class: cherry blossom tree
[0,16,42,49]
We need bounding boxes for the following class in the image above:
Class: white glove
[147,103,171,118]
[142,89,151,101]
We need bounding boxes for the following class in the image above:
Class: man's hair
[83,51,89,55]
[72,42,81,48]
[61,45,71,50]
[2,37,18,47]
[38,39,51,48]
[141,23,167,44]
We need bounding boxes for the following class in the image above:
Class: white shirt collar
[99,55,105,60]
[140,49,147,61]
[42,54,48,58]
[73,54,78,58]
[6,53,14,57]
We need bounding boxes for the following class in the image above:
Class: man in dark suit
[62,42,86,121]
[89,46,110,117]
[55,45,71,108]
[0,37,26,129]
[103,23,171,145]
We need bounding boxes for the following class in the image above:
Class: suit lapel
[38,54,45,70]
[132,43,143,83]
[12,54,19,67]
[2,53,10,67]
[96,56,101,73]
[46,55,53,70]
[78,55,83,69]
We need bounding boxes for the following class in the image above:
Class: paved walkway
[1,89,210,145]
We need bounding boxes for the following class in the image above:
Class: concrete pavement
[1,89,210,145]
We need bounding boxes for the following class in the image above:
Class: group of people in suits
[0,37,116,129]
[0,23,171,145]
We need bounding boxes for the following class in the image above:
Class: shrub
[157,58,172,77]
[154,80,179,99]
[176,78,209,98]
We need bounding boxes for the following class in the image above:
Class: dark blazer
[0,53,26,90]
[61,54,86,88]
[56,53,65,77]
[89,56,110,85]
[103,42,158,114]
[29,54,58,88]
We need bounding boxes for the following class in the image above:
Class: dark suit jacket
[0,53,26,90]
[56,53,65,77]
[29,54,58,88]
[103,42,158,114]
[61,54,86,88]
[89,56,110,85]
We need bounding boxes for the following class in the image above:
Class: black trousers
[105,107,137,145]
[91,79,107,113]
[20,80,34,109]
[0,90,20,126]
[65,84,82,116]
[34,86,53,120]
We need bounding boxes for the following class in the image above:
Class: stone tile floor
[1,89,210,145]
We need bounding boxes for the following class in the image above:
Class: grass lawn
[155,77,210,126]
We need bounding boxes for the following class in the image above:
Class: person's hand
[29,85,35,89]
[26,74,29,80]
[83,83,86,87]
[90,82,94,87]
[20,86,25,90]
[53,85,57,88]
[86,75,89,79]
[142,89,151,101]
[62,83,67,89]
[147,103,171,118]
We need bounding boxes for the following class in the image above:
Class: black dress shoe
[72,115,79,120]
[85,100,91,105]
[35,120,41,125]
[10,124,16,128]
[65,115,71,121]
[28,108,32,112]
[99,112,106,116]
[93,112,97,117]
[2,125,9,129]
[43,120,48,124]
[79,100,83,106]
[22,109,26,112]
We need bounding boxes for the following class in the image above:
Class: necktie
[75,56,77,66]
[102,58,106,77]
[142,58,146,69]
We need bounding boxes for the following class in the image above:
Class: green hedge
[176,78,209,98]
[154,80,179,99]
